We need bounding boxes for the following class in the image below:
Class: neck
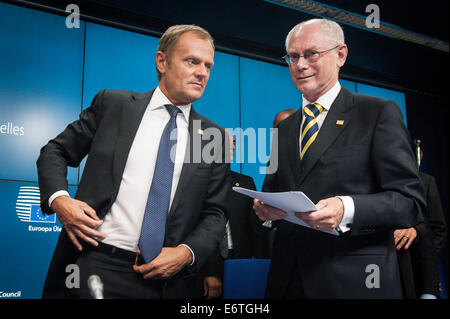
[158,82,189,106]
[303,79,338,103]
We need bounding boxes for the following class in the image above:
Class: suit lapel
[112,90,154,189]
[228,171,240,232]
[297,87,354,186]
[168,106,208,217]
[286,110,303,188]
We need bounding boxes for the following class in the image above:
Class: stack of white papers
[232,187,339,236]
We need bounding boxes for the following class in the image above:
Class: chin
[187,91,204,102]
[297,82,319,96]
[296,85,313,95]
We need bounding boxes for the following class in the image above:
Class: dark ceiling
[4,0,450,97]
[308,0,448,42]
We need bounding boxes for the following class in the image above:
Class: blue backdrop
[0,2,412,298]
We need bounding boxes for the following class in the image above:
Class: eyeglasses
[283,45,340,65]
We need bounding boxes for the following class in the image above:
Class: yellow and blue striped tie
[300,103,324,161]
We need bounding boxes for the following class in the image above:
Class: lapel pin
[336,120,344,126]
[235,182,240,187]
[198,129,204,135]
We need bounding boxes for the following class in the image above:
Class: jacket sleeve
[351,101,426,235]
[36,90,105,214]
[181,128,230,269]
[201,247,225,278]
[423,174,447,254]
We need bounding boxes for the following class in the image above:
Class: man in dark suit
[273,109,297,129]
[201,131,270,299]
[264,109,298,258]
[37,25,230,298]
[253,18,425,298]
[394,150,447,258]
[395,156,447,298]
[396,218,441,299]
[419,171,447,254]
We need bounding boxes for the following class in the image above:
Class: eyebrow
[288,46,321,54]
[185,55,214,66]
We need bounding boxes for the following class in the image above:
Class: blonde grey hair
[157,24,215,81]
[285,18,345,52]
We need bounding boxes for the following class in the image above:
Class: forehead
[172,32,214,56]
[288,23,330,51]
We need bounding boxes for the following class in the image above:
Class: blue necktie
[138,104,181,263]
[300,103,323,162]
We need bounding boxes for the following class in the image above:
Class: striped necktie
[300,103,324,161]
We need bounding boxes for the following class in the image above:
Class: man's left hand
[133,246,192,280]
[393,227,417,250]
[203,276,222,299]
[295,197,344,232]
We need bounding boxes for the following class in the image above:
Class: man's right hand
[51,196,105,251]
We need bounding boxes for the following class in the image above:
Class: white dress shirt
[49,87,195,259]
[300,81,354,232]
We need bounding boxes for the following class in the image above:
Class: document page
[233,187,339,236]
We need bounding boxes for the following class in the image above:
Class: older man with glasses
[253,18,425,299]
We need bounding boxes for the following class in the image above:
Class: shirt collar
[149,86,191,121]
[301,81,342,112]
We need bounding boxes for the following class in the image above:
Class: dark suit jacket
[37,89,230,298]
[397,222,440,298]
[201,171,271,280]
[419,172,447,254]
[398,173,446,298]
[263,87,425,299]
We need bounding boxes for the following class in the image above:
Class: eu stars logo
[29,205,55,222]
[16,186,55,223]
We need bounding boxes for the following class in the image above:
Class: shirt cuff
[178,244,195,266]
[420,293,438,299]
[336,196,354,233]
[262,220,273,228]
[48,190,70,208]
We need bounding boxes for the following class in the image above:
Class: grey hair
[285,18,345,52]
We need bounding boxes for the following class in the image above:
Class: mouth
[296,74,314,80]
[189,82,203,89]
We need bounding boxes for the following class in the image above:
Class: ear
[156,51,167,76]
[336,44,348,68]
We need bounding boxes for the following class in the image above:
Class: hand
[295,197,344,232]
[133,246,192,280]
[203,276,222,299]
[51,195,105,251]
[393,227,417,250]
[253,199,288,221]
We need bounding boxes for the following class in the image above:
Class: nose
[294,56,309,71]
[194,64,208,78]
